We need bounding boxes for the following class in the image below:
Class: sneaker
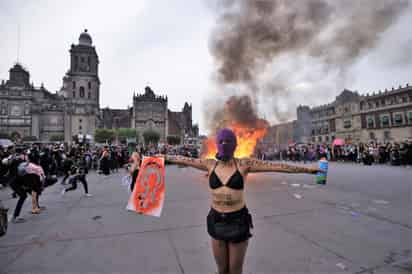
[61,189,66,196]
[85,193,93,197]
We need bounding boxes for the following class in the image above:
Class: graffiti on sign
[126,156,165,217]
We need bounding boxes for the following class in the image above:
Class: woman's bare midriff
[210,187,245,213]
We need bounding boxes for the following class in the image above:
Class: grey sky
[1,1,412,134]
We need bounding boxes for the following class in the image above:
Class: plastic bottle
[316,158,328,185]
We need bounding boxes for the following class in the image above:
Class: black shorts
[24,174,43,194]
[207,206,253,243]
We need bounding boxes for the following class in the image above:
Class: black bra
[209,160,244,190]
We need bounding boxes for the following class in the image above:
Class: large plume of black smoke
[207,95,269,133]
[206,0,410,128]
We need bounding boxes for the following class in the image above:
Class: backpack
[17,162,28,177]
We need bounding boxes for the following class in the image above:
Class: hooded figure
[216,128,237,161]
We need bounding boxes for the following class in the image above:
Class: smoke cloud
[208,95,268,132]
[206,0,410,129]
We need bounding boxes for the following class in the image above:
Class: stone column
[31,114,40,139]
[64,112,72,143]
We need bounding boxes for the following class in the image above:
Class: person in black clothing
[161,128,321,274]
[0,148,10,188]
[61,166,91,197]
[28,145,41,165]
[3,147,26,222]
[302,146,308,164]
[0,199,7,236]
[61,154,74,185]
[378,145,386,164]
[4,147,44,222]
[407,141,412,166]
[391,144,401,166]
[40,148,52,177]
[109,148,115,172]
[399,143,408,166]
[61,151,92,197]
[49,148,60,176]
[100,150,111,175]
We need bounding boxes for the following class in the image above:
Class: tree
[50,134,64,142]
[116,128,137,143]
[143,130,160,145]
[10,132,21,142]
[167,135,181,145]
[94,129,115,144]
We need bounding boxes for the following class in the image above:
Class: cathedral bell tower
[61,29,100,142]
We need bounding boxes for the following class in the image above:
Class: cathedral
[0,30,196,143]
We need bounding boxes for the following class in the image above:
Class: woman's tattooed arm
[239,158,319,174]
[163,155,215,171]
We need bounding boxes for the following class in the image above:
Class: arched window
[72,91,76,98]
[88,81,91,89]
[79,86,85,98]
[88,92,91,99]
[72,81,76,89]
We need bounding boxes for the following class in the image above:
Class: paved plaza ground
[0,162,411,274]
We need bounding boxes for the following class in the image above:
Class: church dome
[79,29,92,46]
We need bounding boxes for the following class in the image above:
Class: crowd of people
[0,133,410,273]
[260,141,412,166]
[0,141,200,224]
[0,142,128,224]
[1,138,410,228]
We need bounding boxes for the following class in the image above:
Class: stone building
[59,29,100,142]
[0,63,66,141]
[261,121,296,150]
[0,30,99,142]
[262,85,412,148]
[298,86,412,144]
[132,86,168,141]
[0,29,197,143]
[167,102,195,140]
[99,108,132,129]
[100,86,197,143]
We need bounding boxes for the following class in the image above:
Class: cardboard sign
[126,156,165,217]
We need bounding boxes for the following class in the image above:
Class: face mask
[216,128,237,161]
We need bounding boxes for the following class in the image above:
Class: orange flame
[202,122,267,159]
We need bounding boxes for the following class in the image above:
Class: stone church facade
[100,86,197,143]
[0,63,67,141]
[0,30,195,143]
